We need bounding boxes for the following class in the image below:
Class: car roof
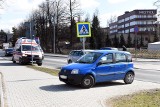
[100,47,118,50]
[6,48,13,50]
[92,50,131,55]
[71,49,95,52]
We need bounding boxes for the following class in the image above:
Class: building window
[130,28,134,32]
[125,17,130,21]
[130,15,137,20]
[130,21,136,26]
[125,29,129,33]
[125,23,130,27]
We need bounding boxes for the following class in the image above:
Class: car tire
[81,75,95,88]
[12,57,16,63]
[124,72,134,84]
[19,58,24,65]
[65,82,72,86]
[37,63,42,66]
[68,60,72,64]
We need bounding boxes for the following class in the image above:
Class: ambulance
[12,37,44,66]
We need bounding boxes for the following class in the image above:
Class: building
[109,9,157,46]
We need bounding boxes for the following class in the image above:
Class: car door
[14,47,21,61]
[94,53,115,82]
[113,53,128,80]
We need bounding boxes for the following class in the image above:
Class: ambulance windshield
[22,45,40,52]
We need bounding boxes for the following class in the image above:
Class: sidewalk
[44,53,68,58]
[1,60,160,107]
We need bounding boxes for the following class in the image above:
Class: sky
[0,0,158,32]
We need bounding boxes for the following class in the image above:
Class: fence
[128,48,160,59]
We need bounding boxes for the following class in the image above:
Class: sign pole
[135,32,137,60]
[83,38,85,50]
[134,26,139,60]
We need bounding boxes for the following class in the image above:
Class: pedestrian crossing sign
[76,22,91,37]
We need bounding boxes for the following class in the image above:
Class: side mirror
[97,62,102,66]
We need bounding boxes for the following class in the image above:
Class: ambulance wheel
[19,58,24,65]
[37,63,42,66]
[12,57,16,63]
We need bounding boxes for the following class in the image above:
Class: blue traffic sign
[76,22,91,37]
[134,26,139,33]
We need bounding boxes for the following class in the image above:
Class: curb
[0,72,7,107]
[44,54,68,58]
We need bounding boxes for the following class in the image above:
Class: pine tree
[127,33,132,48]
[120,33,126,47]
[106,33,111,47]
[140,35,144,47]
[91,12,101,49]
[153,33,159,42]
[114,34,119,48]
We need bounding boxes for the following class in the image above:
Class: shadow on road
[40,81,125,92]
[40,84,82,92]
[93,81,125,88]
[0,62,21,66]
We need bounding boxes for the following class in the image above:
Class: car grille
[61,69,71,75]
[27,55,39,57]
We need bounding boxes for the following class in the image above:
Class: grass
[108,89,160,107]
[27,65,60,76]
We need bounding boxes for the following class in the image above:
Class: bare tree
[0,0,5,8]
[107,15,117,27]
[65,0,82,49]
[154,0,160,8]
[13,0,83,52]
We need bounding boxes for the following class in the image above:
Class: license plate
[60,75,67,79]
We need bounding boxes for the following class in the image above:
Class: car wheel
[124,72,134,84]
[12,57,16,63]
[19,58,24,65]
[68,60,72,64]
[81,75,95,88]
[37,63,42,66]
[65,82,72,86]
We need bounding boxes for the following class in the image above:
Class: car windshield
[22,45,40,52]
[76,52,102,64]
[6,49,13,51]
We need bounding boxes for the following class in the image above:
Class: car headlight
[22,54,27,57]
[71,69,79,74]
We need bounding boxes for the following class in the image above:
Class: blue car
[59,50,134,88]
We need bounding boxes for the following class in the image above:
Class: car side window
[74,51,81,56]
[127,54,132,62]
[99,53,113,64]
[70,51,75,55]
[79,51,84,56]
[16,46,21,52]
[115,53,127,62]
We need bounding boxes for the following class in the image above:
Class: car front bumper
[22,56,42,63]
[59,73,84,85]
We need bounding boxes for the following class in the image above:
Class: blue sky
[0,0,157,32]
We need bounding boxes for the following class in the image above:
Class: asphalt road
[0,50,160,84]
